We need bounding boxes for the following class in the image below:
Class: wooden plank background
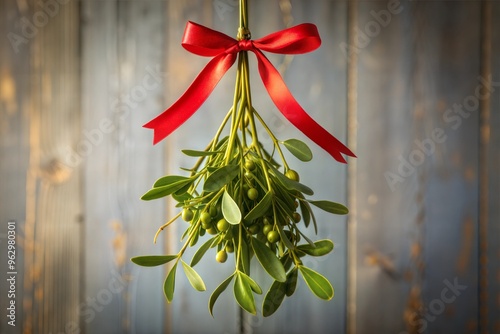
[354,0,481,333]
[484,2,500,333]
[81,0,168,332]
[353,1,498,334]
[0,0,498,333]
[1,0,82,333]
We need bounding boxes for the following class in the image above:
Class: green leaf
[141,187,177,201]
[210,234,223,248]
[214,135,229,150]
[182,149,221,157]
[172,191,193,203]
[274,220,295,250]
[190,229,200,247]
[282,139,313,162]
[274,195,295,221]
[251,237,286,282]
[153,175,190,188]
[180,166,195,172]
[142,177,192,201]
[299,199,311,229]
[207,166,218,173]
[298,266,334,300]
[298,231,316,248]
[222,190,242,225]
[181,260,206,292]
[234,272,256,314]
[244,191,273,221]
[209,274,234,317]
[204,164,240,192]
[239,235,251,273]
[308,200,349,215]
[131,255,178,267]
[267,163,314,196]
[240,271,262,294]
[308,201,319,234]
[191,237,216,267]
[262,280,287,317]
[297,239,334,257]
[285,268,298,297]
[280,255,294,272]
[273,183,296,213]
[164,263,178,302]
[174,181,192,195]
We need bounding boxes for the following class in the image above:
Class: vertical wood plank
[413,5,480,333]
[161,1,239,333]
[0,0,30,333]
[81,0,167,332]
[346,0,359,332]
[354,1,481,333]
[0,0,83,332]
[80,3,122,331]
[483,2,500,333]
[32,0,82,330]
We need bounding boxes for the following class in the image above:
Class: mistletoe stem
[153,212,182,244]
[251,109,290,170]
[239,0,248,32]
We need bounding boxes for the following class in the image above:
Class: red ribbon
[144,21,355,163]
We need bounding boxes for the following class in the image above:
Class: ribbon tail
[254,50,355,163]
[144,53,237,144]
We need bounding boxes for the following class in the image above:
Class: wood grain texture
[0,0,82,333]
[81,0,167,333]
[1,0,497,333]
[27,1,83,331]
[483,2,500,333]
[354,1,481,333]
[162,1,239,333]
[0,0,30,333]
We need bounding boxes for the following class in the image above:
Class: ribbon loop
[144,21,355,163]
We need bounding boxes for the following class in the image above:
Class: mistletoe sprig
[132,0,353,317]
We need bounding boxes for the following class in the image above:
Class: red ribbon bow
[144,21,355,163]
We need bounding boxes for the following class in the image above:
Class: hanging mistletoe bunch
[132,0,355,317]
